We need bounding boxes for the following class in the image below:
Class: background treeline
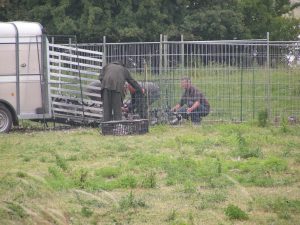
[0,0,299,42]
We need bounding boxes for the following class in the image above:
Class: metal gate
[48,41,103,124]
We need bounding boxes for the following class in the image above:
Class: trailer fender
[0,100,19,126]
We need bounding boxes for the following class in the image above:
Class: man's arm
[187,101,200,113]
[124,69,143,93]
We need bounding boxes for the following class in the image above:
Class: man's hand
[188,101,200,113]
[122,104,129,113]
[172,104,181,112]
[187,107,193,113]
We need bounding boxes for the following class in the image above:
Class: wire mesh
[70,39,300,124]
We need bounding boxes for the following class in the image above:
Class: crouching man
[171,77,210,125]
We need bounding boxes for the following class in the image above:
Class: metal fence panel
[74,39,300,123]
[48,40,103,124]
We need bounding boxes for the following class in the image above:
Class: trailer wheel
[0,104,13,133]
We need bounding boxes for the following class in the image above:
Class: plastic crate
[101,119,149,136]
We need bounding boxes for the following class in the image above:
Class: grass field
[0,121,300,225]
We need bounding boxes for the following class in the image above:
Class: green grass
[1,123,300,224]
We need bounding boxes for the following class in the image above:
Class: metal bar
[49,66,99,76]
[10,23,20,115]
[49,58,102,69]
[49,43,103,55]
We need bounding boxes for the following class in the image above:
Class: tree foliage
[0,0,299,41]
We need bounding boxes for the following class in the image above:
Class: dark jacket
[100,61,142,98]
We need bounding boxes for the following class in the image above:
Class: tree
[0,0,299,41]
[183,7,250,40]
[239,0,300,40]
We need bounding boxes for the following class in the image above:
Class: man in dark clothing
[171,77,210,124]
[100,61,143,121]
[124,82,160,119]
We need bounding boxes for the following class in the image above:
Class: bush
[225,204,249,220]
[233,132,263,159]
[95,167,120,178]
[81,207,93,217]
[119,191,146,210]
[258,109,268,127]
[118,175,137,188]
[141,171,157,188]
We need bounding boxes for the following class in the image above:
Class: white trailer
[0,21,51,132]
[0,21,103,133]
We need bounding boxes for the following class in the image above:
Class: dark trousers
[131,93,148,119]
[178,104,209,123]
[102,89,122,121]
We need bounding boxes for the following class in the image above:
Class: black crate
[101,119,149,136]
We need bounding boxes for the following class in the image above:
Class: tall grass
[1,124,300,224]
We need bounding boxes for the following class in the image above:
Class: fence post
[181,34,184,74]
[103,36,106,67]
[157,34,163,119]
[240,66,243,122]
[159,34,163,75]
[266,32,271,119]
[164,35,168,73]
[163,35,169,107]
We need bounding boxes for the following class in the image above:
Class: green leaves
[225,204,249,220]
[0,0,299,41]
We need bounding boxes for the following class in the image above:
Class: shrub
[72,168,89,189]
[118,175,137,188]
[119,191,146,210]
[81,207,93,217]
[280,116,289,133]
[95,167,120,179]
[16,171,27,178]
[233,132,263,159]
[225,204,249,220]
[55,154,68,171]
[258,109,268,127]
[141,171,157,188]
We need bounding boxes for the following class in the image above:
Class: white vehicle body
[0,21,50,132]
[0,21,102,132]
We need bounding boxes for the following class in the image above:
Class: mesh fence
[77,39,300,123]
